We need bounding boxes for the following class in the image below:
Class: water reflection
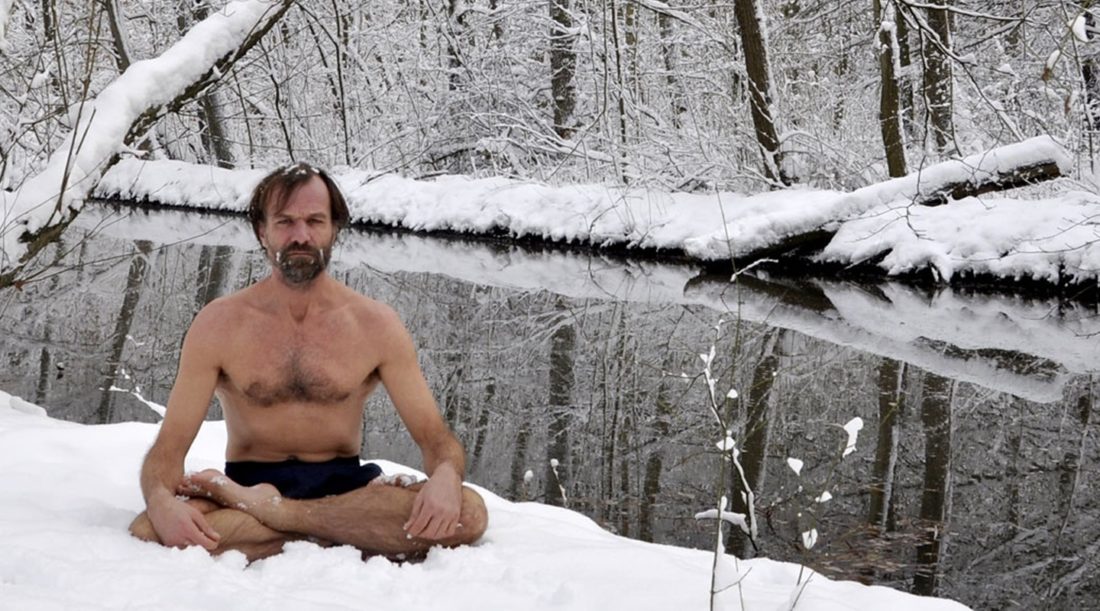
[0,204,1096,608]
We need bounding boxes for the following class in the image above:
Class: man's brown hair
[247,162,350,243]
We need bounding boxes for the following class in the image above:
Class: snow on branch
[0,0,293,286]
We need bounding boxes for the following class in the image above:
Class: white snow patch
[787,457,804,476]
[843,417,864,457]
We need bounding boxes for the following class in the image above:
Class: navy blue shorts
[224,456,383,500]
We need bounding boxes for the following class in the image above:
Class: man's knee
[458,487,488,544]
[129,512,159,542]
[128,498,221,544]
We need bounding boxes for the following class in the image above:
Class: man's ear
[257,223,268,249]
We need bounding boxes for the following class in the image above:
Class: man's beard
[273,243,331,286]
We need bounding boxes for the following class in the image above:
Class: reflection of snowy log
[682,273,1080,403]
[73,207,1098,403]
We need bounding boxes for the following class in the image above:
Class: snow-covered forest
[1,2,1099,610]
[2,0,1098,286]
[2,0,1089,184]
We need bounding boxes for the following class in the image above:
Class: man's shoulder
[190,288,255,333]
[343,289,401,327]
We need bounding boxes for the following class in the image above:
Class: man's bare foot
[179,469,284,518]
[369,473,420,488]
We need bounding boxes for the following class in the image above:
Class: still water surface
[1,204,1097,609]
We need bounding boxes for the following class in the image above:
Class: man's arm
[375,306,466,541]
[139,310,223,549]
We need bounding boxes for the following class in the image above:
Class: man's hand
[147,492,221,550]
[404,464,463,541]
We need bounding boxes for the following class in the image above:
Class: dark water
[1,204,1097,609]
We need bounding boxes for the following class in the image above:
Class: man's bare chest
[219,322,375,407]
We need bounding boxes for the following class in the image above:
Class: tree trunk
[34,327,51,405]
[913,371,953,596]
[96,241,152,424]
[103,0,132,73]
[609,0,630,181]
[874,0,907,177]
[545,297,575,506]
[180,1,236,168]
[446,0,468,91]
[726,327,781,556]
[921,0,957,155]
[733,0,787,185]
[1082,57,1100,130]
[550,0,577,140]
[508,408,531,500]
[896,9,915,138]
[639,357,674,542]
[470,381,493,468]
[40,0,55,42]
[869,358,905,531]
[658,12,684,128]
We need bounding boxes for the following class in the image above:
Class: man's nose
[288,221,311,242]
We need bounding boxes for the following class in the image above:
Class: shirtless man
[129,163,487,561]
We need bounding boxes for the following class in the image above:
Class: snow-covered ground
[89,136,1099,286]
[0,391,969,610]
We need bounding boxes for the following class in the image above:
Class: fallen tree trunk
[916,157,1065,207]
[0,0,293,290]
[733,136,1072,262]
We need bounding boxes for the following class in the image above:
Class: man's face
[257,176,337,287]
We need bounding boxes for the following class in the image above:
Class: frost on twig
[801,528,818,550]
[695,504,751,536]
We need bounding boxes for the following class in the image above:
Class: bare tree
[733,0,787,184]
[0,0,293,288]
[918,0,958,155]
[550,0,577,140]
[875,0,907,177]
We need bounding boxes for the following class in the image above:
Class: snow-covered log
[916,156,1066,207]
[686,136,1073,261]
[0,0,293,288]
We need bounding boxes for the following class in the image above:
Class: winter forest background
[2,1,1099,609]
[1,0,1091,193]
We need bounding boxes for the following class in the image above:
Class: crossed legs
[129,471,488,562]
[129,497,294,561]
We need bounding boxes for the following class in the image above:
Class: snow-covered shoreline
[0,391,971,610]
[92,149,1100,288]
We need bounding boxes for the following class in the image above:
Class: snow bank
[0,390,970,610]
[821,191,1100,283]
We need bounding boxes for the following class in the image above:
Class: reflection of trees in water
[2,231,1099,608]
[727,327,783,558]
[545,296,574,507]
[913,371,953,596]
[96,240,152,424]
